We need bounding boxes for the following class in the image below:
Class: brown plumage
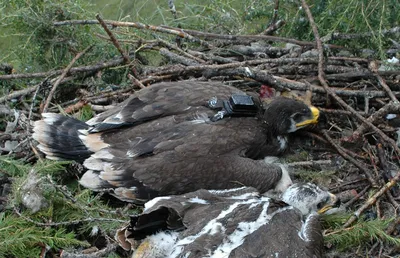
[33,81,321,202]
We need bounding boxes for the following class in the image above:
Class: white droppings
[244,67,252,76]
[386,114,397,120]
[90,225,99,236]
[388,57,399,64]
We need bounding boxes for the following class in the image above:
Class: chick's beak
[296,106,320,128]
[318,193,340,214]
[132,239,152,258]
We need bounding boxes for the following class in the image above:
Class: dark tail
[32,113,93,162]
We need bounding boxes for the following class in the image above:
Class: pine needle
[0,211,88,257]
[322,214,400,250]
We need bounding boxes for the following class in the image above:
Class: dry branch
[42,45,93,112]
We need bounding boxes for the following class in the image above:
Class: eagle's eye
[291,112,304,122]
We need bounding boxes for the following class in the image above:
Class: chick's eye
[317,201,325,210]
[317,197,329,209]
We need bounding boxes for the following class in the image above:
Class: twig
[322,130,378,187]
[140,74,175,85]
[343,172,400,227]
[342,185,371,209]
[300,0,400,156]
[42,45,93,113]
[54,19,214,49]
[168,0,178,20]
[351,101,400,139]
[157,38,206,64]
[0,85,39,103]
[52,19,345,49]
[63,100,88,114]
[369,60,399,102]
[60,243,118,258]
[160,47,201,66]
[46,175,77,203]
[128,74,145,89]
[96,14,144,89]
[323,26,400,41]
[0,55,130,82]
[96,15,132,70]
[14,207,127,226]
[285,160,332,167]
[262,0,284,35]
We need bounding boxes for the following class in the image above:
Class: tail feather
[33,113,92,161]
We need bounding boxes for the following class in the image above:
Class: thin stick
[96,14,145,89]
[42,45,93,113]
[13,207,127,226]
[52,19,342,49]
[343,172,400,227]
[0,55,129,81]
[322,130,378,186]
[300,0,400,155]
[369,60,398,102]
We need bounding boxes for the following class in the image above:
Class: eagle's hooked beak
[318,193,340,214]
[296,106,320,128]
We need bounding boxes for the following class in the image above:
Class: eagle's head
[263,97,322,135]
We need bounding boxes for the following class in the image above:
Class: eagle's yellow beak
[317,193,338,214]
[296,106,320,128]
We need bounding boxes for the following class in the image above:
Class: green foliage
[77,104,95,122]
[322,213,400,250]
[1,0,397,86]
[0,156,31,177]
[285,0,399,59]
[0,211,88,258]
[0,158,137,257]
[34,159,71,176]
[0,0,117,72]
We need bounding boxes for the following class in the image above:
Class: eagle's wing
[86,81,243,131]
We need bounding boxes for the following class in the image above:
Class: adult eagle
[116,183,339,258]
[33,81,321,202]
